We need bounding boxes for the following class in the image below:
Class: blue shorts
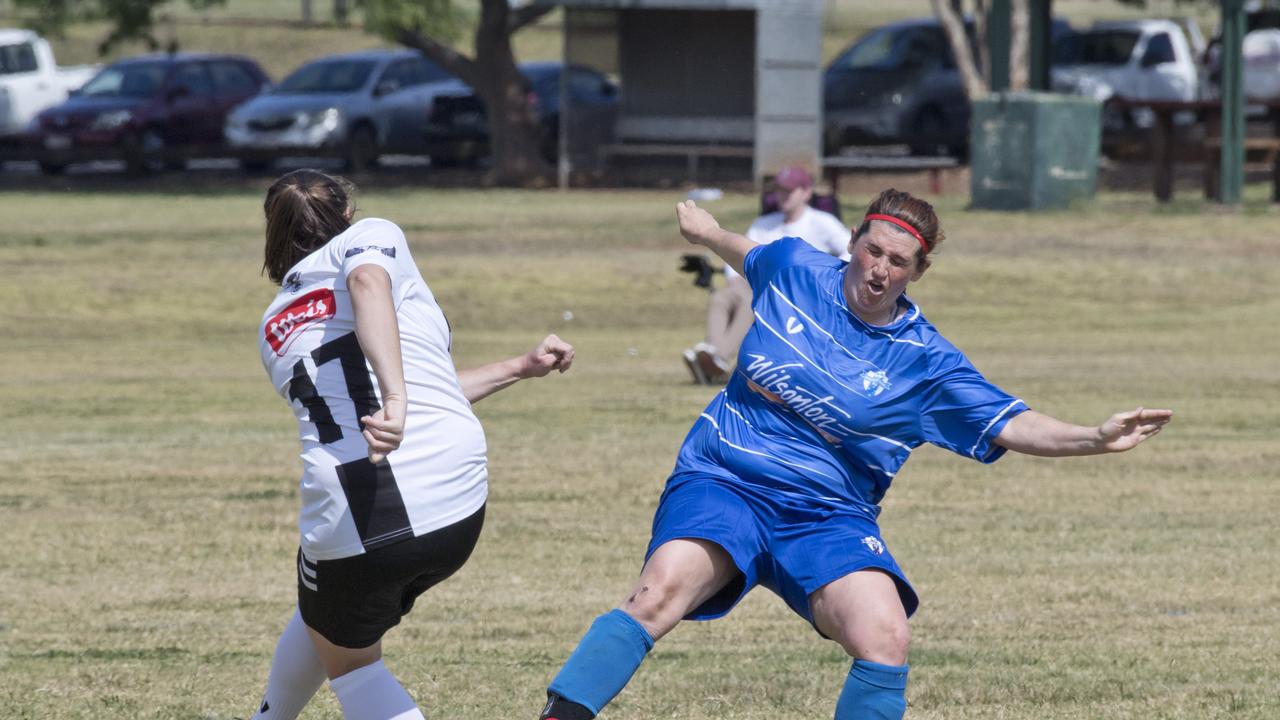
[645,475,919,625]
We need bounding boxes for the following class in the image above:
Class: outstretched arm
[456,334,574,404]
[676,200,757,276]
[994,407,1173,457]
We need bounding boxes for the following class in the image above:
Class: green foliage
[12,0,228,52]
[362,0,472,46]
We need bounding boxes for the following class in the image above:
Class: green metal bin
[969,92,1102,210]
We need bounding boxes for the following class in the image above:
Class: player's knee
[843,617,910,666]
[618,576,689,637]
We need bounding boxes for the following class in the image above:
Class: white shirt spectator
[726,206,851,280]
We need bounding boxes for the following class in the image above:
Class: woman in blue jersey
[537,189,1172,720]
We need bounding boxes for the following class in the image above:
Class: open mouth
[866,279,885,294]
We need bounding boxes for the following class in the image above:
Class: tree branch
[392,24,481,87]
[974,0,990,87]
[508,3,554,34]
[1009,0,1029,91]
[931,0,988,99]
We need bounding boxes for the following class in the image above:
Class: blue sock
[547,609,655,715]
[835,659,909,720]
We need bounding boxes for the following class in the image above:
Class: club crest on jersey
[265,288,335,355]
[861,536,885,555]
[283,271,303,293]
[860,369,891,397]
[344,245,396,259]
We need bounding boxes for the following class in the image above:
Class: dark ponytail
[262,169,355,284]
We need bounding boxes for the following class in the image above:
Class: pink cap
[774,165,813,191]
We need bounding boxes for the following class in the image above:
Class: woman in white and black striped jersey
[250,169,574,720]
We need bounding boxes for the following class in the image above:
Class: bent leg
[545,539,739,718]
[810,570,911,720]
[307,630,423,720]
[704,286,735,352]
[716,277,755,362]
[622,537,740,639]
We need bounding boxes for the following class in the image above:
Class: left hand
[1097,407,1173,452]
[520,334,575,378]
[361,395,406,464]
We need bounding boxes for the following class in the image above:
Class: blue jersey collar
[830,274,920,332]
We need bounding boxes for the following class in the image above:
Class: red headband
[864,214,929,252]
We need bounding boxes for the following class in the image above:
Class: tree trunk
[474,0,552,185]
[931,0,988,100]
[973,0,991,88]
[333,0,348,25]
[383,0,555,186]
[301,0,313,25]
[1009,0,1030,91]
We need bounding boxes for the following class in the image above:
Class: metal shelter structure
[534,0,826,186]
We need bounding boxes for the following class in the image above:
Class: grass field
[1,182,1277,719]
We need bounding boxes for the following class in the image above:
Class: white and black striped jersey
[260,218,488,561]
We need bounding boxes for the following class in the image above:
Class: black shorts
[297,505,485,648]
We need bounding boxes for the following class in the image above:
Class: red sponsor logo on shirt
[265,288,335,355]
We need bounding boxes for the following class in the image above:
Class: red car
[31,52,269,174]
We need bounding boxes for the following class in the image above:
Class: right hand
[361,395,406,464]
[519,333,576,378]
[676,200,721,246]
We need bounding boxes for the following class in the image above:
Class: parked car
[824,17,1073,158]
[225,49,468,172]
[31,52,269,174]
[823,18,971,157]
[0,29,97,142]
[1052,19,1201,133]
[423,61,619,166]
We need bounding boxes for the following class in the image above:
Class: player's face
[778,185,812,215]
[844,223,928,323]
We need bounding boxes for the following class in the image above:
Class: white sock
[330,659,424,720]
[250,609,327,720]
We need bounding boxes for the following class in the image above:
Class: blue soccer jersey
[671,238,1028,516]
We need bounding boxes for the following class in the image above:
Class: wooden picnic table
[1108,96,1280,202]
[821,153,960,195]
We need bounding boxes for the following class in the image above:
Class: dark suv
[32,52,268,173]
[823,18,971,157]
[424,62,618,166]
[823,17,1070,157]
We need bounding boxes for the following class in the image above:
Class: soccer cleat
[540,692,594,720]
[693,343,731,384]
[682,348,708,385]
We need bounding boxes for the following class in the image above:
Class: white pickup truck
[0,29,97,139]
[1051,19,1203,131]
